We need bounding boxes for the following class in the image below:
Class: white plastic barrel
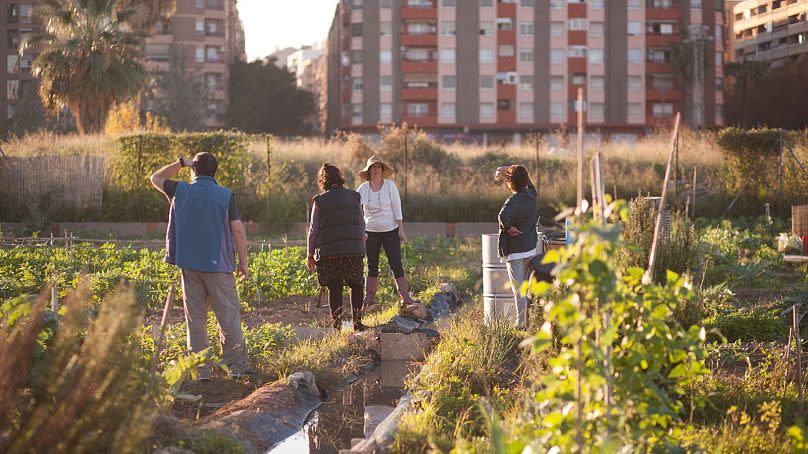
[481,233,517,325]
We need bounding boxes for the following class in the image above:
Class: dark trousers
[366,228,404,278]
[328,283,363,321]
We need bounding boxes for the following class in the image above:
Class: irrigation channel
[268,360,416,453]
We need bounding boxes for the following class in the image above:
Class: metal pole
[576,88,585,213]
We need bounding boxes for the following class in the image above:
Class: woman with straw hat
[357,155,419,308]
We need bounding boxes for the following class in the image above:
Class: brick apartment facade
[144,0,244,129]
[1,0,36,132]
[324,0,726,140]
[731,0,808,65]
[0,0,243,133]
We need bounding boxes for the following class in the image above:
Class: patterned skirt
[315,256,364,288]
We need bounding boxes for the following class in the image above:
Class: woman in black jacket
[306,163,367,331]
[496,164,539,328]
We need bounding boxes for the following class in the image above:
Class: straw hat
[359,155,395,181]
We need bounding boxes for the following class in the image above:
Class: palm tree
[118,0,176,30]
[22,0,150,134]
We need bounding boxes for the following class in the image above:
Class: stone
[287,371,319,395]
[379,332,432,361]
[401,303,427,320]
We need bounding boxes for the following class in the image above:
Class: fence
[0,155,105,219]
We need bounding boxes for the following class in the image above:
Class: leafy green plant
[519,204,709,451]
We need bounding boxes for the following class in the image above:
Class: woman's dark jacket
[313,187,366,261]
[498,182,538,258]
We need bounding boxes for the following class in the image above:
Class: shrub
[705,309,788,342]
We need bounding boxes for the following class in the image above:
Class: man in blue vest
[150,152,251,381]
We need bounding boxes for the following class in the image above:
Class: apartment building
[145,0,244,129]
[324,0,725,140]
[732,0,808,65]
[1,0,37,133]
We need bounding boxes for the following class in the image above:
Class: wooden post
[645,113,681,284]
[576,88,585,213]
[794,303,804,416]
[151,284,176,375]
[50,286,58,315]
[403,123,409,204]
[692,167,697,219]
[785,327,793,397]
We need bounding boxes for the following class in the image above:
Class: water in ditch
[268,360,417,454]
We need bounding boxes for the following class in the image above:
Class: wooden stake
[785,326,793,397]
[691,167,697,218]
[576,88,585,213]
[50,286,58,315]
[794,303,804,416]
[151,284,176,375]
[645,113,681,284]
[796,304,805,414]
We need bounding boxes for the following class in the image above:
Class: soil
[144,295,334,329]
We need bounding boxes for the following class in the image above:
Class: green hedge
[104,132,256,222]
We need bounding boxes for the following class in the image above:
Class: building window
[590,76,605,90]
[497,72,518,84]
[589,103,605,122]
[480,74,494,89]
[651,74,674,90]
[646,22,675,35]
[628,103,643,118]
[646,48,671,63]
[519,75,535,89]
[205,46,219,63]
[627,0,641,7]
[520,0,535,6]
[7,80,19,101]
[479,49,494,64]
[352,23,363,37]
[550,102,565,121]
[628,49,642,63]
[649,0,672,7]
[7,104,16,120]
[568,46,587,58]
[380,50,392,64]
[7,55,19,74]
[8,31,20,50]
[716,77,723,91]
[380,103,392,122]
[195,47,205,63]
[550,0,565,8]
[441,21,456,35]
[441,75,456,89]
[441,0,455,6]
[590,22,605,38]
[628,22,642,36]
[380,22,392,36]
[407,103,429,117]
[8,3,18,23]
[440,102,456,121]
[570,99,587,112]
[519,49,534,62]
[352,104,363,122]
[480,0,493,6]
[499,45,514,57]
[351,50,363,63]
[496,18,513,30]
[652,102,674,117]
[480,103,495,120]
[352,77,363,90]
[381,76,392,90]
[589,49,604,64]
[550,49,565,64]
[589,0,604,7]
[440,49,456,63]
[196,19,204,33]
[628,75,642,90]
[480,21,494,36]
[569,18,587,31]
[571,73,586,85]
[551,76,565,91]
[551,22,564,37]
[520,22,534,35]
[519,103,534,122]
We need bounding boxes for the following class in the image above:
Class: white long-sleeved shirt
[357,179,402,233]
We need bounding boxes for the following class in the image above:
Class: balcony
[401,34,438,46]
[402,7,437,20]
[646,6,682,21]
[401,86,438,101]
[497,2,516,17]
[496,83,516,99]
[498,110,517,125]
[497,29,516,44]
[402,115,438,127]
[646,62,673,72]
[646,88,682,101]
[568,2,587,17]
[401,60,437,73]
[568,30,587,45]
[497,56,517,72]
[646,34,680,47]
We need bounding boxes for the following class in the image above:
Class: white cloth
[357,179,403,233]
[501,245,539,263]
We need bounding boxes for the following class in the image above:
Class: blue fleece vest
[164,176,236,273]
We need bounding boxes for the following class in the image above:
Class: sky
[239,0,340,62]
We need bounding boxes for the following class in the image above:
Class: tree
[117,0,176,30]
[144,46,208,131]
[23,0,149,134]
[228,58,315,135]
[725,60,768,128]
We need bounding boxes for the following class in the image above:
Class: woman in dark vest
[306,163,367,331]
